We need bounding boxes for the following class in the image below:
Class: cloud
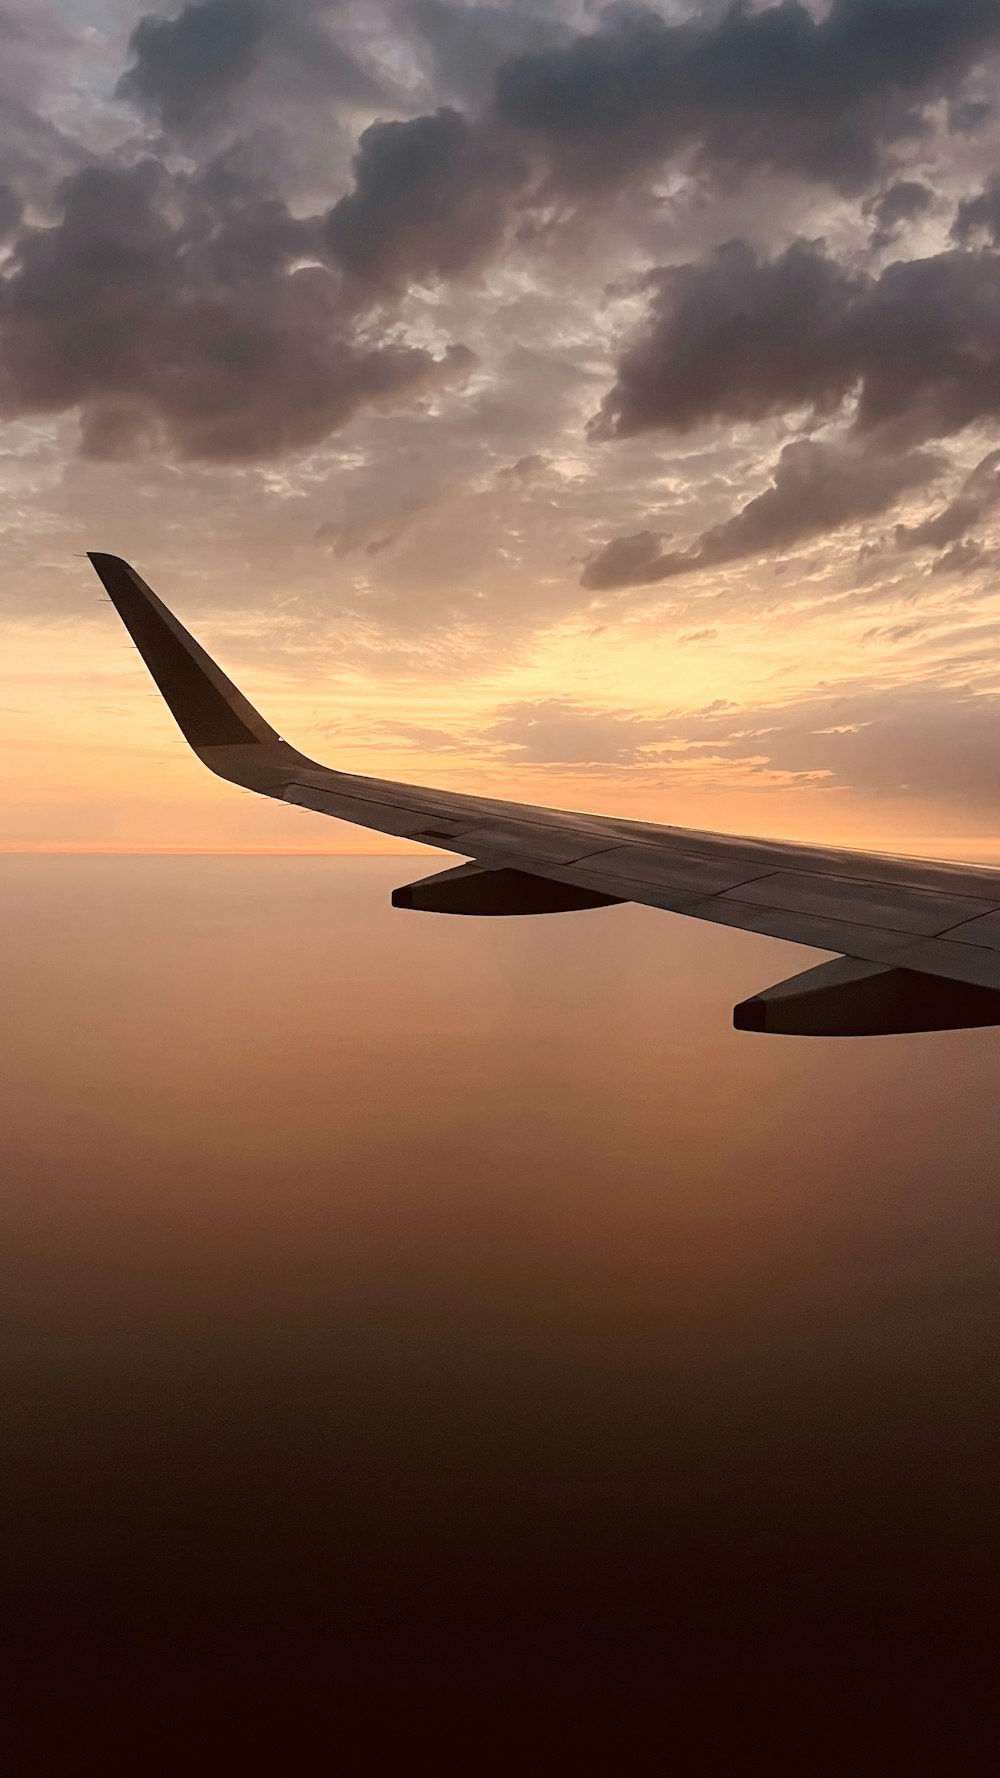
[495,0,1000,195]
[476,677,1000,812]
[107,1,999,331]
[0,6,94,203]
[582,440,943,590]
[0,158,475,460]
[117,0,385,133]
[325,106,526,295]
[953,169,1000,243]
[865,179,935,249]
[581,528,667,592]
[405,0,571,103]
[594,238,1000,451]
[593,240,864,440]
[726,681,1000,810]
[930,538,991,575]
[0,185,22,241]
[479,696,682,765]
[497,453,548,482]
[948,95,996,135]
[118,0,262,128]
[896,448,1000,549]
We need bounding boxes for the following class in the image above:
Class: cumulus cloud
[0,158,474,460]
[594,240,864,439]
[326,106,526,294]
[582,441,943,590]
[595,238,1000,450]
[953,169,1000,243]
[495,0,1000,195]
[405,0,571,103]
[117,0,385,133]
[7,0,1000,720]
[866,179,935,249]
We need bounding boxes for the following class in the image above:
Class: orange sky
[5,2,1000,865]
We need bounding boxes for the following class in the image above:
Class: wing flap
[716,870,1000,936]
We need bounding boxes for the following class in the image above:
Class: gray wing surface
[90,552,1000,1035]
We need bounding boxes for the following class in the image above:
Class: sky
[5,0,1000,856]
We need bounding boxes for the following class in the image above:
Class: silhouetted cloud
[326,106,525,294]
[118,0,384,132]
[593,241,864,439]
[495,0,1000,195]
[118,0,261,127]
[405,0,570,102]
[948,95,996,134]
[595,239,1000,450]
[582,440,942,590]
[0,184,22,241]
[0,158,474,459]
[6,0,1000,759]
[953,170,1000,243]
[866,179,935,249]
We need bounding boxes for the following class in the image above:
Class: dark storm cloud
[595,241,863,439]
[118,0,262,127]
[595,239,1000,450]
[0,185,22,241]
[495,0,1000,194]
[952,170,1000,243]
[405,0,571,102]
[116,0,1000,327]
[948,94,996,134]
[0,159,474,460]
[582,441,942,590]
[117,0,384,132]
[866,179,935,248]
[325,106,526,294]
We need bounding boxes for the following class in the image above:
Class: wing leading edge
[90,552,1000,1035]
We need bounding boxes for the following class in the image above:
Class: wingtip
[87,550,131,573]
[89,550,280,751]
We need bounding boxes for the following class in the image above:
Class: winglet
[88,552,280,753]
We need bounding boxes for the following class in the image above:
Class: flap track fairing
[392,863,622,917]
[734,955,1000,1037]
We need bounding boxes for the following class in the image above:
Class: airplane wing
[89,551,1000,1036]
